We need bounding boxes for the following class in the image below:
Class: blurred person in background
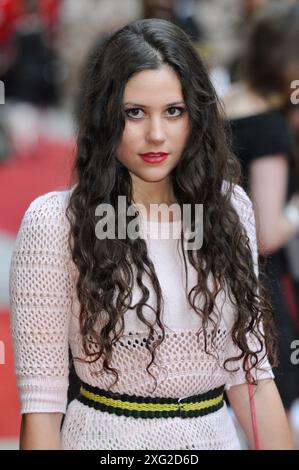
[0,0,63,159]
[222,2,299,415]
[172,0,204,41]
[229,0,292,83]
[0,0,23,162]
[143,0,204,41]
[143,0,176,21]
[0,0,61,106]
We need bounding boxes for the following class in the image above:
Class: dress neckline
[139,214,183,239]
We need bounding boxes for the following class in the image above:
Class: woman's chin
[135,169,171,183]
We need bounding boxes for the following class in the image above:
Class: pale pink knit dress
[9,183,274,450]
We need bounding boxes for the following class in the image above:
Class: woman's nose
[146,116,166,144]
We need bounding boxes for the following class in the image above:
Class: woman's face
[116,65,190,185]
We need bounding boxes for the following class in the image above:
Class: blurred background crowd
[1,0,299,450]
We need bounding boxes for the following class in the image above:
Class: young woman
[9,18,293,450]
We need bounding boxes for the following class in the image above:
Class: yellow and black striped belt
[77,381,225,419]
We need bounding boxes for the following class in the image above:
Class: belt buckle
[177,395,189,415]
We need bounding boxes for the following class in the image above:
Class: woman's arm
[9,192,72,450]
[20,413,64,450]
[227,186,294,449]
[250,155,299,255]
[226,379,294,450]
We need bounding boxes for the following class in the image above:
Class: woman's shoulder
[11,188,75,274]
[17,188,74,255]
[222,180,250,202]
[222,181,253,221]
[229,108,291,162]
[232,183,252,206]
[24,188,73,221]
[221,182,257,262]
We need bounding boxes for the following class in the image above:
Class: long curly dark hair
[66,18,277,391]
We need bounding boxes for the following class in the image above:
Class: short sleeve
[230,111,292,163]
[224,184,274,390]
[9,191,73,413]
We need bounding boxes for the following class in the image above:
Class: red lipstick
[139,152,169,164]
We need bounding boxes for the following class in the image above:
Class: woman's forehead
[123,66,184,105]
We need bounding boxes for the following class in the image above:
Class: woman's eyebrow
[124,101,185,107]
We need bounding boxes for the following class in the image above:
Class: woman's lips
[139,153,169,164]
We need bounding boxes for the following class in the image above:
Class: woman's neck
[130,174,179,222]
[131,175,177,210]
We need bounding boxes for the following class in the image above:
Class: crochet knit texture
[9,183,274,449]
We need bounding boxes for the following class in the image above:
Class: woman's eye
[125,108,144,119]
[166,106,185,117]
